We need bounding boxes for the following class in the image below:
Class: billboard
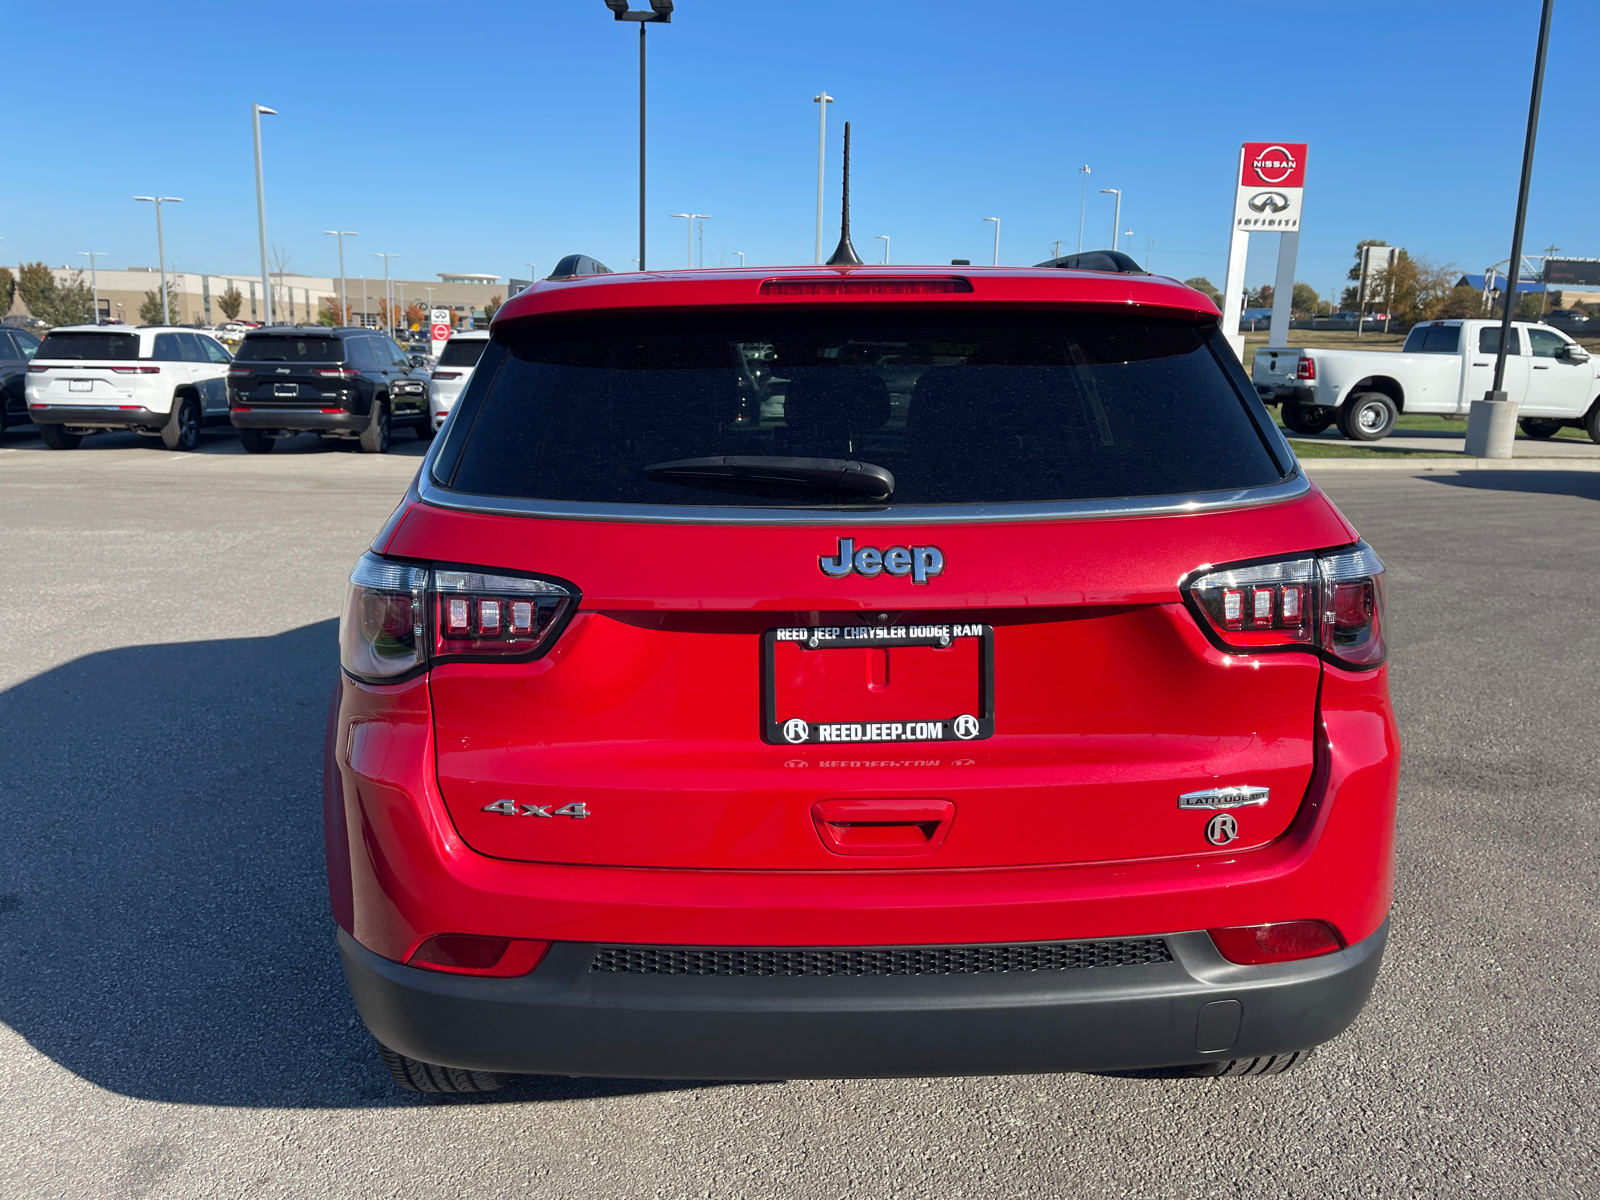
[1544,259,1600,288]
[1233,142,1307,232]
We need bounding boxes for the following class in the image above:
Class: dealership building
[5,265,526,331]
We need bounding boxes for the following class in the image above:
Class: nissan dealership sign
[1233,142,1307,231]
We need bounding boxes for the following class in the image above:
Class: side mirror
[1560,344,1591,363]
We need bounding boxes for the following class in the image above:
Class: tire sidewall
[163,395,200,451]
[1340,392,1396,441]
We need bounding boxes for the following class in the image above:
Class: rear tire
[415,419,436,440]
[238,427,276,454]
[1281,403,1336,435]
[161,395,201,451]
[376,1043,507,1094]
[39,423,82,450]
[358,400,390,454]
[1188,1050,1308,1078]
[1583,402,1600,445]
[1518,418,1563,440]
[1338,392,1397,441]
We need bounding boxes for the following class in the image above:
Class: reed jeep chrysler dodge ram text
[326,262,1398,1093]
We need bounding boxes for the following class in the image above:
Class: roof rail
[548,254,614,281]
[1035,250,1148,275]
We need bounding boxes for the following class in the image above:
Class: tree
[18,262,93,327]
[1372,251,1457,325]
[0,266,15,317]
[1434,285,1486,320]
[217,287,243,320]
[404,302,426,329]
[320,297,351,326]
[1515,292,1544,321]
[483,295,503,320]
[139,289,169,325]
[376,298,400,331]
[1246,284,1274,309]
[1291,282,1320,316]
[1183,276,1222,306]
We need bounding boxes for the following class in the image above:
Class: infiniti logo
[819,538,944,585]
[1248,191,1291,213]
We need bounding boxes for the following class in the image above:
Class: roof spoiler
[548,254,614,281]
[1035,250,1148,275]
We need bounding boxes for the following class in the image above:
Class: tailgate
[399,497,1351,872]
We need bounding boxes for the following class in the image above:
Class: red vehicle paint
[327,264,1398,1091]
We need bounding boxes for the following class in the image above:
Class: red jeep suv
[327,264,1398,1093]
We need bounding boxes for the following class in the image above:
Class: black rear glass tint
[1402,324,1461,354]
[438,339,488,368]
[37,332,139,360]
[445,310,1284,508]
[235,335,344,363]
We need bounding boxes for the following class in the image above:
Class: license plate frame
[272,383,299,398]
[68,379,92,393]
[760,622,994,746]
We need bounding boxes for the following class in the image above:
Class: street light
[79,252,106,323]
[734,251,745,267]
[1145,236,1154,270]
[813,91,834,264]
[669,214,708,268]
[252,104,277,325]
[983,217,1000,266]
[697,216,709,267]
[603,0,674,272]
[1124,228,1133,253]
[875,234,889,264]
[1100,189,1121,252]
[526,261,538,283]
[1077,165,1091,252]
[322,231,357,324]
[372,252,397,332]
[133,196,182,324]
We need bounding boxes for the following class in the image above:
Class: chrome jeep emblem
[819,537,944,584]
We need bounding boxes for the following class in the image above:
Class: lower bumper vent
[589,938,1172,977]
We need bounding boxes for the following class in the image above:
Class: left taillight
[1183,541,1386,668]
[340,552,578,683]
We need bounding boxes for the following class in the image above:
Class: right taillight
[339,552,577,683]
[1295,355,1316,380]
[1184,542,1386,668]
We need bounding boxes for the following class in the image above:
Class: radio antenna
[826,121,863,266]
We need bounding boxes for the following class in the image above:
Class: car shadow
[0,622,726,1107]
[1420,470,1600,501]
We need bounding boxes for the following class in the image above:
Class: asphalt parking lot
[1,429,1597,1199]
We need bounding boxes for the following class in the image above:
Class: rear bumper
[28,403,167,429]
[340,919,1388,1079]
[230,406,364,433]
[1255,385,1318,405]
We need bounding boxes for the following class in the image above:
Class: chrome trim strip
[414,456,1311,526]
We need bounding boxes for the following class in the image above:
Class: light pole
[1145,236,1154,270]
[251,103,277,324]
[734,251,745,266]
[813,91,834,264]
[1077,165,1091,252]
[322,231,357,324]
[1100,189,1121,252]
[1124,229,1133,254]
[604,1,673,273]
[373,252,397,332]
[79,251,106,323]
[396,282,406,335]
[133,196,182,324]
[696,216,709,267]
[983,217,1000,266]
[360,276,368,326]
[526,261,538,283]
[670,214,707,268]
[424,285,435,311]
[875,234,889,264]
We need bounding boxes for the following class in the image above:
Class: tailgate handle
[811,799,954,856]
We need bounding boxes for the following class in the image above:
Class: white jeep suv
[26,325,234,450]
[428,330,490,432]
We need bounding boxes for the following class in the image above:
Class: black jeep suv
[227,327,430,454]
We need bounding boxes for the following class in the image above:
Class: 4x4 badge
[819,537,944,584]
[481,800,589,818]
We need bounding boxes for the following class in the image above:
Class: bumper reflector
[1208,920,1344,965]
[407,934,552,977]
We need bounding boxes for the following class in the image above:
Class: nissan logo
[1248,192,1291,214]
[1250,145,1297,184]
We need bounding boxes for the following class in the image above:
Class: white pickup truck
[1251,319,1600,442]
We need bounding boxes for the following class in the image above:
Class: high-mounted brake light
[339,553,578,683]
[1295,356,1316,380]
[312,366,361,379]
[759,276,974,296]
[1183,542,1385,667]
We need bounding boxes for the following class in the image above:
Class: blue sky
[4,1,1593,300]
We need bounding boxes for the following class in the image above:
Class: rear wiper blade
[644,456,895,500]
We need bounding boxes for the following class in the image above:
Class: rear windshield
[1402,324,1461,354]
[235,335,344,363]
[37,332,139,360]
[438,339,487,368]
[442,310,1284,509]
